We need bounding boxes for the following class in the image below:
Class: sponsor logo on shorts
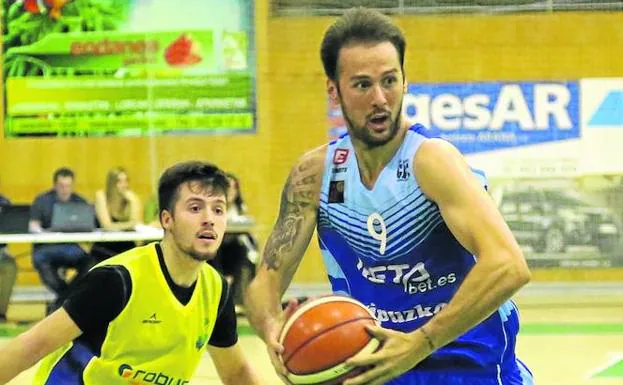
[118,363,190,385]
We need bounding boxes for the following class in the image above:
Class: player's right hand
[264,297,300,385]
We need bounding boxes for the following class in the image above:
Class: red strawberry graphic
[165,33,202,67]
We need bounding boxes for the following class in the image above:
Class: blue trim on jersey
[317,203,375,235]
[44,341,94,385]
[318,227,358,294]
[386,202,438,236]
[386,209,440,251]
[498,319,509,381]
[319,190,445,259]
[517,359,534,385]
[471,168,486,180]
[319,196,440,251]
[388,209,442,244]
[408,123,430,136]
[389,215,445,256]
[498,301,514,322]
[317,212,376,247]
[328,277,350,295]
[318,210,444,260]
[318,213,386,256]
[319,191,376,218]
[471,167,489,189]
[318,235,347,280]
[320,189,435,232]
[329,131,350,145]
[381,189,430,222]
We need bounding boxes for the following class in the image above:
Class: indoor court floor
[2,282,622,385]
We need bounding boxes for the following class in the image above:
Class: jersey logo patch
[328,180,345,203]
[142,313,162,324]
[333,149,349,165]
[397,159,410,181]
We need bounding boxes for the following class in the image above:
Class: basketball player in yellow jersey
[0,161,261,385]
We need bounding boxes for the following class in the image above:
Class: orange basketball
[278,295,380,385]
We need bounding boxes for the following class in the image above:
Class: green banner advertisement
[1,0,255,137]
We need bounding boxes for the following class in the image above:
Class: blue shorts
[386,359,534,385]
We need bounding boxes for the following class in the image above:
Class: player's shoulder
[290,144,328,183]
[414,138,463,172]
[284,144,328,204]
[296,144,328,171]
[99,243,152,269]
[89,264,131,286]
[414,138,477,202]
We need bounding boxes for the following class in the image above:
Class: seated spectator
[0,194,17,323]
[143,192,161,228]
[91,167,142,262]
[29,167,93,314]
[210,173,259,306]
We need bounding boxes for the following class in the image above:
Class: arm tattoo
[263,158,319,271]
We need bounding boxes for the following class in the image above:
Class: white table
[0,218,256,244]
[5,218,256,304]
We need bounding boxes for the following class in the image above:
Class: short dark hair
[320,7,406,81]
[53,167,75,183]
[158,161,230,216]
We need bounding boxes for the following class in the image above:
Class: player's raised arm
[0,309,82,384]
[245,146,325,332]
[415,138,531,349]
[243,146,325,380]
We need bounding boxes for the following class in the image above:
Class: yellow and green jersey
[33,243,226,385]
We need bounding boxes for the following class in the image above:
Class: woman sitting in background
[92,167,142,262]
[211,173,259,307]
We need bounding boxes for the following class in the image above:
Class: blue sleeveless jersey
[317,125,531,382]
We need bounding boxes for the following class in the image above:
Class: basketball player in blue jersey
[0,162,261,385]
[244,7,534,385]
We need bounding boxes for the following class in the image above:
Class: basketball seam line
[284,316,376,372]
[280,296,375,344]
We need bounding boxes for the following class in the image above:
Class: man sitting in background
[0,193,17,323]
[29,167,93,314]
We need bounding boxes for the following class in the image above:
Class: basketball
[278,295,380,385]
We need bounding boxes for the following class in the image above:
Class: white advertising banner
[579,78,623,175]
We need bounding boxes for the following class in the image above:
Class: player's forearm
[419,250,530,350]
[0,334,45,384]
[243,270,284,342]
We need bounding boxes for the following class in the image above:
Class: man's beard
[340,96,403,148]
[173,231,216,262]
[184,247,214,262]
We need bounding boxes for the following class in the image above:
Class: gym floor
[2,282,622,385]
